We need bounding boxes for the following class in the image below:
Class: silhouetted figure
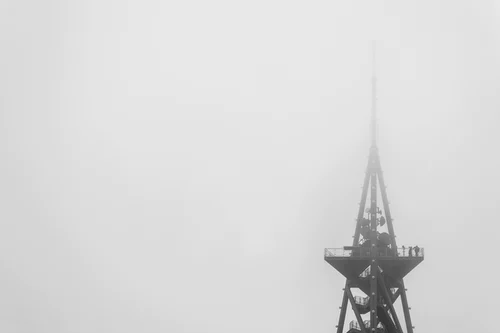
[414,245,420,257]
[408,246,413,257]
[402,245,406,256]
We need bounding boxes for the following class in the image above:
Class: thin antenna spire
[371,42,377,147]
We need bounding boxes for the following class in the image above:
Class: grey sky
[1,0,500,332]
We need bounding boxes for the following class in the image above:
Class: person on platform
[402,245,406,256]
[414,245,420,257]
[408,246,413,257]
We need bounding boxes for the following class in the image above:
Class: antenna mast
[371,42,377,147]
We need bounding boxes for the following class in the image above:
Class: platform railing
[324,247,424,258]
[354,295,369,306]
[349,320,362,330]
[359,266,384,278]
[349,320,385,331]
[360,266,370,278]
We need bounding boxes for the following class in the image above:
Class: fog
[1,0,500,332]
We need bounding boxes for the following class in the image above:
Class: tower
[324,59,424,333]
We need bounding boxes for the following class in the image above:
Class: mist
[1,1,500,332]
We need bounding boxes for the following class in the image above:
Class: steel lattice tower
[324,55,424,333]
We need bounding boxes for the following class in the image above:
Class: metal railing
[324,247,424,258]
[359,266,384,278]
[349,320,364,330]
[360,266,370,278]
[354,296,369,306]
[349,320,385,330]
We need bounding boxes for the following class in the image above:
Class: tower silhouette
[324,57,424,333]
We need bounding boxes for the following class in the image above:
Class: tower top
[324,40,424,333]
[371,42,377,147]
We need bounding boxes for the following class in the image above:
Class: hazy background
[1,0,500,332]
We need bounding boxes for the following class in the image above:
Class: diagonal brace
[378,273,404,333]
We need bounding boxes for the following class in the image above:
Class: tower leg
[336,284,349,333]
[377,167,397,251]
[378,274,403,333]
[399,280,414,333]
[369,259,378,330]
[369,158,378,331]
[354,168,371,245]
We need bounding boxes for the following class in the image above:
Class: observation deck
[324,247,424,281]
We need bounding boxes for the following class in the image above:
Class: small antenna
[371,41,377,147]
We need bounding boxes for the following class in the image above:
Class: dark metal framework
[324,69,423,333]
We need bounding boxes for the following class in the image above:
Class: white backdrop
[1,1,499,332]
